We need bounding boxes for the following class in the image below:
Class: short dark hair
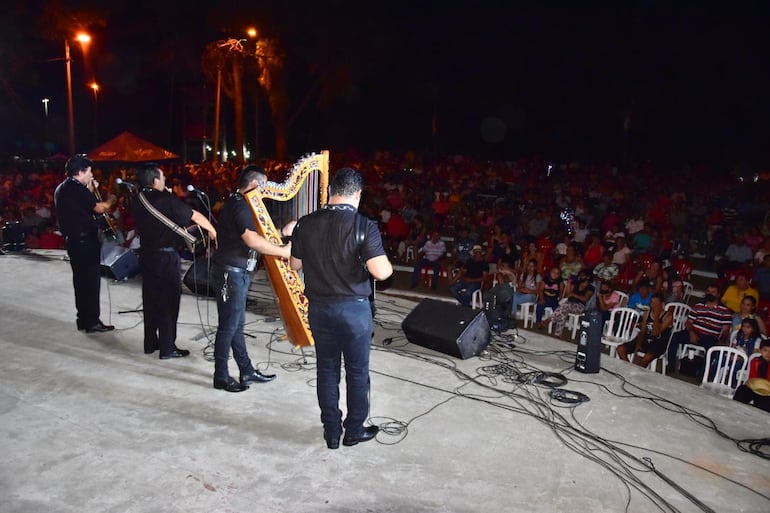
[136,163,162,188]
[65,155,93,177]
[329,167,363,197]
[238,165,267,189]
[760,338,770,350]
[651,292,665,302]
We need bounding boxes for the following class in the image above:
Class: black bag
[678,355,705,377]
[483,283,513,324]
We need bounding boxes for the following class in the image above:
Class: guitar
[184,224,209,255]
[92,181,124,244]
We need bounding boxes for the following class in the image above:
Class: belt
[215,263,248,274]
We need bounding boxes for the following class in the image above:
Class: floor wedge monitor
[402,299,491,359]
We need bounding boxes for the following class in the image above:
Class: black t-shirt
[213,192,256,269]
[131,189,194,250]
[54,178,98,239]
[463,258,489,280]
[291,204,386,302]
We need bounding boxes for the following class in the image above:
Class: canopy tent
[87,131,179,162]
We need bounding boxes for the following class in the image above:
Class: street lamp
[42,98,50,117]
[64,32,91,155]
[89,82,99,146]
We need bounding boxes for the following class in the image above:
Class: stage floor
[1,250,769,513]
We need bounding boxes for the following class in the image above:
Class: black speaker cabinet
[402,299,491,359]
[575,309,603,374]
[100,244,139,281]
[183,258,217,298]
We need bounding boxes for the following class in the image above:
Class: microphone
[115,178,137,189]
[186,184,207,196]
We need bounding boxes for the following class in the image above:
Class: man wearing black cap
[54,155,116,333]
[210,165,295,393]
[132,163,217,359]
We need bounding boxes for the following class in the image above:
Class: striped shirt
[421,239,446,262]
[688,302,732,338]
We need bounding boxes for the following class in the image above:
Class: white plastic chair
[736,352,762,386]
[682,281,694,304]
[518,302,537,328]
[471,289,483,309]
[565,313,582,339]
[701,346,749,399]
[601,307,641,358]
[616,291,630,308]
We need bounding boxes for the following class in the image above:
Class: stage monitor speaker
[183,258,217,298]
[401,299,491,359]
[100,244,139,281]
[575,309,603,374]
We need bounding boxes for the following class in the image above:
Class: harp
[245,151,329,347]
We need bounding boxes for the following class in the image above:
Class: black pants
[66,237,102,328]
[139,250,181,355]
[734,384,770,412]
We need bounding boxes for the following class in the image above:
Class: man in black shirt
[449,244,489,307]
[131,163,217,359]
[211,165,294,393]
[54,155,116,333]
[290,168,393,449]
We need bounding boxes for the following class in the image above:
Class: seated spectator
[718,233,753,278]
[661,265,684,303]
[730,295,767,336]
[545,270,594,338]
[617,293,673,367]
[721,273,759,314]
[582,234,604,271]
[451,226,474,269]
[631,226,653,255]
[595,279,621,324]
[535,266,564,328]
[733,339,770,412]
[752,254,770,316]
[628,280,653,311]
[668,283,733,371]
[612,236,631,267]
[511,259,541,321]
[560,244,584,295]
[593,252,620,286]
[634,259,663,295]
[753,237,770,266]
[731,317,762,355]
[449,245,489,307]
[411,230,447,291]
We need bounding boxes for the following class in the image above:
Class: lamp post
[90,82,99,146]
[64,32,91,155]
[42,98,49,117]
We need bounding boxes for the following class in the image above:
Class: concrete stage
[1,249,769,513]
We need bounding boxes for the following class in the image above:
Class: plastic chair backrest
[702,346,748,390]
[616,291,629,307]
[665,302,691,333]
[606,307,640,341]
[682,281,694,304]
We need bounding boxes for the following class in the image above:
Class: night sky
[2,0,769,166]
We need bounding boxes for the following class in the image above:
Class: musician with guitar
[54,155,117,333]
[132,163,217,359]
[211,165,295,393]
[290,168,393,449]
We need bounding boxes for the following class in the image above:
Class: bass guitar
[92,180,123,244]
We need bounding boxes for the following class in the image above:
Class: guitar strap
[137,191,197,247]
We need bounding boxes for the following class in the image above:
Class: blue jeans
[511,291,537,318]
[450,280,481,307]
[213,266,255,381]
[308,298,373,438]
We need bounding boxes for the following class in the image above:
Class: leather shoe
[159,348,190,360]
[240,369,276,384]
[213,377,249,393]
[342,425,379,446]
[85,321,115,333]
[324,430,340,450]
